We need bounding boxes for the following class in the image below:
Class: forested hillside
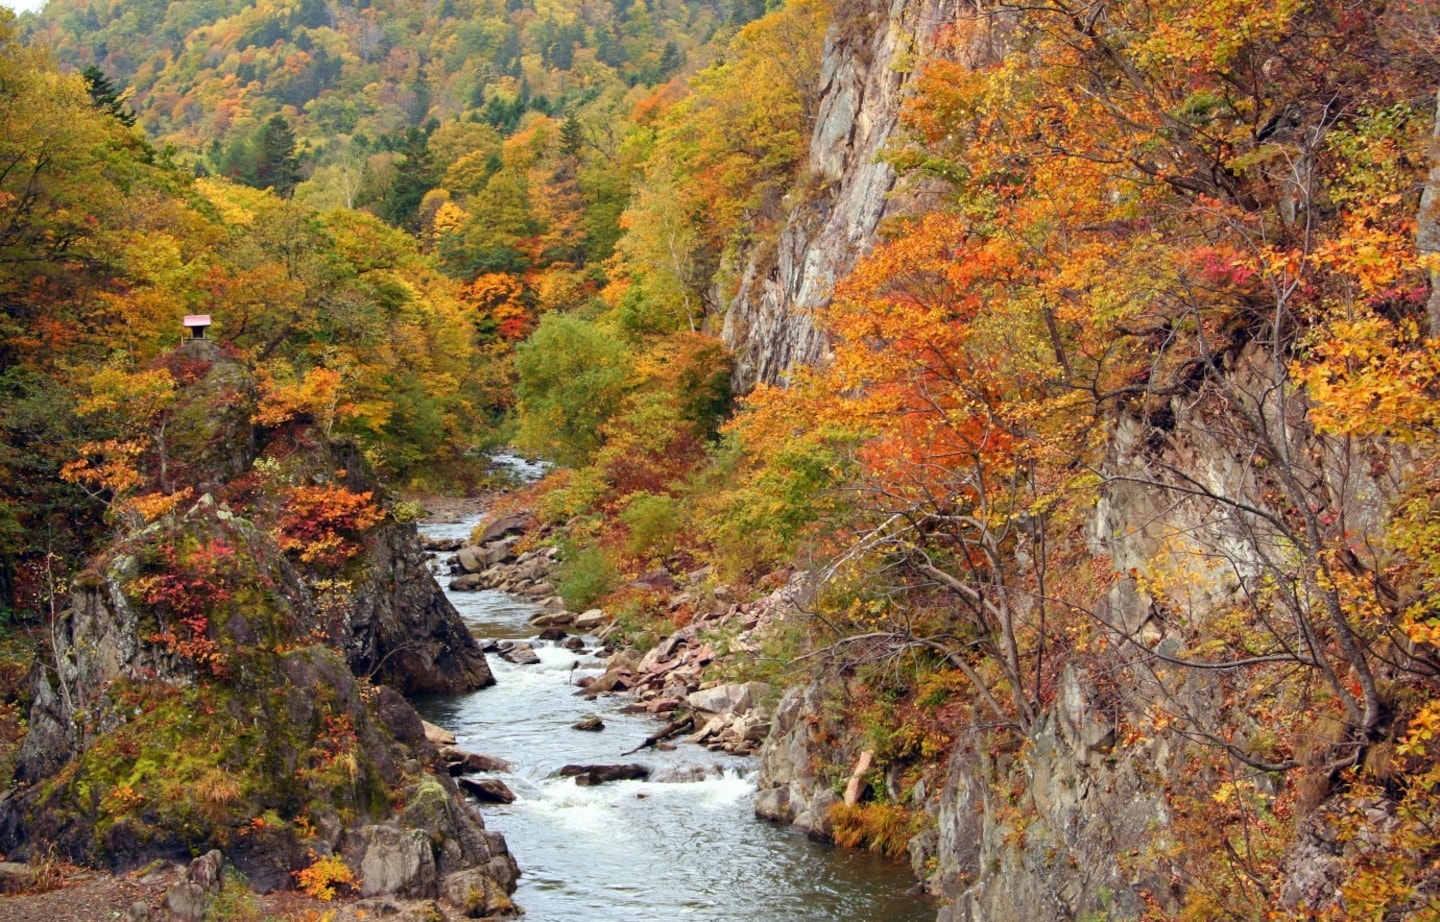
[6,0,1440,916]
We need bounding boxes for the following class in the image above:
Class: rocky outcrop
[1,498,515,908]
[722,0,963,390]
[340,518,494,694]
[753,683,840,839]
[1420,88,1440,334]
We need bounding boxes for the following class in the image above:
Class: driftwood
[621,714,694,756]
[842,750,874,807]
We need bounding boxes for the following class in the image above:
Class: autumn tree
[513,313,632,466]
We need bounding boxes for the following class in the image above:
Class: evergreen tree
[80,65,136,127]
[379,128,437,231]
[560,113,584,158]
[254,114,302,198]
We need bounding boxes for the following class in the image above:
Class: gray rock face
[342,516,495,694]
[1420,89,1440,334]
[753,684,838,839]
[358,825,437,899]
[931,667,1175,922]
[722,0,961,391]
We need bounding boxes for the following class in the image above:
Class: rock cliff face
[721,0,959,390]
[753,683,841,838]
[1421,88,1440,334]
[737,1,1440,912]
[339,514,495,695]
[318,444,495,695]
[750,355,1403,919]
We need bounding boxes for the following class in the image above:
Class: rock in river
[459,777,517,804]
[497,641,541,665]
[559,763,651,785]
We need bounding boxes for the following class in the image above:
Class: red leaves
[133,535,237,676]
[276,484,385,568]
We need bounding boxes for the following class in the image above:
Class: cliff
[721,0,1011,390]
[736,0,1440,916]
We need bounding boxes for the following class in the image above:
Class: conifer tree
[254,114,302,199]
[380,127,437,231]
[80,64,135,127]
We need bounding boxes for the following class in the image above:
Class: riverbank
[414,506,934,921]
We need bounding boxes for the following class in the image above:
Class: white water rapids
[413,512,934,922]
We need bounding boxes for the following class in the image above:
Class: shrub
[556,541,617,610]
[829,801,925,859]
[620,492,681,560]
[293,850,359,901]
[277,484,385,568]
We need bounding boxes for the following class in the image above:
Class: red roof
[182,314,212,327]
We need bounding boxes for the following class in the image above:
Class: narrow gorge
[1,0,1437,916]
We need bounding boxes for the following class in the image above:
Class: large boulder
[687,682,770,720]
[443,868,518,919]
[497,641,541,665]
[475,514,533,545]
[358,825,436,899]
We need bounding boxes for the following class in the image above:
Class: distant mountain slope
[28,0,760,153]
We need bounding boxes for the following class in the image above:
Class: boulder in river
[559,763,651,785]
[571,714,605,732]
[497,641,541,665]
[441,747,516,774]
[651,764,723,784]
[458,777,517,804]
[529,610,575,628]
[572,609,608,632]
[579,669,631,697]
[424,721,458,746]
[456,546,487,573]
[449,573,485,591]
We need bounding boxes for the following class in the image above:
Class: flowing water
[414,514,936,922]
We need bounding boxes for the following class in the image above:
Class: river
[413,513,936,922]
